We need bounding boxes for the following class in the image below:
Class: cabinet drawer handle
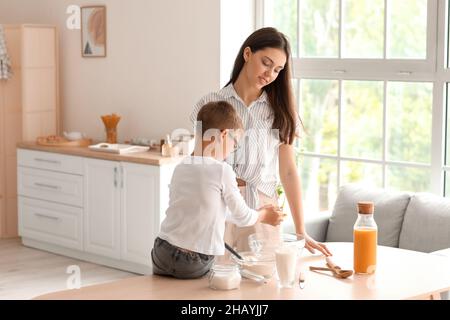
[35,213,59,221]
[120,166,124,188]
[34,158,61,165]
[114,167,118,187]
[34,182,60,190]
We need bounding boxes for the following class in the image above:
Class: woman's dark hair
[226,27,301,145]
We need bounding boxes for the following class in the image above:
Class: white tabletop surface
[35,242,450,300]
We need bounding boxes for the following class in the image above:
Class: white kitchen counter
[17,144,178,274]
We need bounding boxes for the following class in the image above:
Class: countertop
[17,141,181,166]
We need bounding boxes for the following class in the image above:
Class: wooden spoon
[325,257,353,279]
[309,266,353,279]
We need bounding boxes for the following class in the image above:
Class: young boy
[151,101,284,279]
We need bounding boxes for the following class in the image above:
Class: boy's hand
[257,204,286,226]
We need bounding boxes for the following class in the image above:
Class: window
[259,0,446,213]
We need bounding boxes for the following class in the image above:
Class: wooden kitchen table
[34,243,450,300]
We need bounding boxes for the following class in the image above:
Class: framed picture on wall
[81,5,107,57]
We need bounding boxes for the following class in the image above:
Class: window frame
[257,0,447,197]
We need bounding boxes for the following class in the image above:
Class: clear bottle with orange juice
[353,202,378,274]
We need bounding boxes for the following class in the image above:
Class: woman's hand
[257,204,286,226]
[304,233,332,257]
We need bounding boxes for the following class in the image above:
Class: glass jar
[353,201,378,274]
[208,264,241,290]
[106,128,117,143]
[101,114,121,144]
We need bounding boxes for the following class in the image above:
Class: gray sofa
[293,184,450,299]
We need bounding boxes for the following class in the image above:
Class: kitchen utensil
[224,242,243,261]
[326,257,354,278]
[309,266,353,279]
[240,269,268,284]
[248,232,305,254]
[36,136,92,147]
[230,251,276,279]
[298,272,305,289]
[88,143,149,154]
[309,259,353,279]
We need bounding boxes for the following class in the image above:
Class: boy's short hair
[196,101,243,135]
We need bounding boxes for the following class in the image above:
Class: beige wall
[220,0,255,87]
[0,0,220,142]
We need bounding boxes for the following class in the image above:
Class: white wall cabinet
[18,149,175,274]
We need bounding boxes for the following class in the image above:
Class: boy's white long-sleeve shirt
[158,156,259,255]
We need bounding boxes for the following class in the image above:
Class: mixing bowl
[248,233,305,255]
[231,251,276,279]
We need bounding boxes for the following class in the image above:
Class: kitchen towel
[0,25,12,80]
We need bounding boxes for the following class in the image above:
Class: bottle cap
[357,202,374,214]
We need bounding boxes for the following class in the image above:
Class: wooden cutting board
[36,136,93,147]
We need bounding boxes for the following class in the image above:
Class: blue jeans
[151,237,215,279]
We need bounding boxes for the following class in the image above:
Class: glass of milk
[275,245,298,288]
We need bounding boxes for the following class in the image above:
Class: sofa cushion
[430,248,450,258]
[399,193,450,253]
[326,184,411,247]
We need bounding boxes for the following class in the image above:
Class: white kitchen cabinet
[18,166,83,207]
[120,162,159,265]
[18,150,84,249]
[84,159,166,264]
[18,149,83,175]
[19,197,83,250]
[84,159,121,259]
[18,148,176,274]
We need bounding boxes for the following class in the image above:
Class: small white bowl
[63,131,85,141]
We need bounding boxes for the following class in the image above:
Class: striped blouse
[190,83,299,210]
